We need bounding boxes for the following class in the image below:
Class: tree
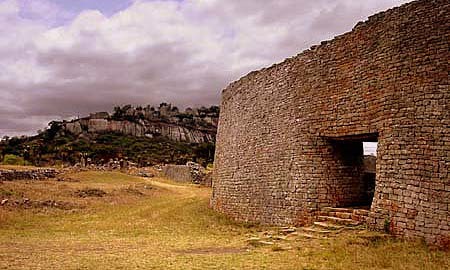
[43,121,62,142]
[113,105,132,119]
[113,106,124,118]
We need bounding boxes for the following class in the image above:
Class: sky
[0,0,411,137]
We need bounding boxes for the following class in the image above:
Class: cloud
[0,0,411,136]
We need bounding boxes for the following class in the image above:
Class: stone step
[351,214,369,223]
[280,227,297,235]
[335,212,353,219]
[301,227,333,234]
[313,221,344,230]
[353,209,370,216]
[318,216,361,226]
[322,207,354,213]
[320,211,362,220]
[320,208,371,222]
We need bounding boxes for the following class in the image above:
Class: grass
[0,165,53,170]
[0,171,448,269]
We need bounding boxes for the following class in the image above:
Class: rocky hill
[58,103,218,143]
[0,103,219,167]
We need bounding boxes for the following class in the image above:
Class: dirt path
[147,178,210,198]
[0,171,447,270]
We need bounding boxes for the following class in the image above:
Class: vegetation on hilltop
[0,103,218,167]
[0,132,215,167]
[107,103,219,129]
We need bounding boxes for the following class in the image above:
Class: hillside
[62,103,218,143]
[0,103,219,167]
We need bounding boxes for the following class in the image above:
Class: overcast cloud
[0,0,410,137]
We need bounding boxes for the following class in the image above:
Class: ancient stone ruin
[212,0,449,246]
[0,168,58,181]
[162,162,212,186]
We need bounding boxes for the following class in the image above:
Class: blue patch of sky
[49,0,135,16]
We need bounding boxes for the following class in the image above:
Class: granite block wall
[211,0,449,246]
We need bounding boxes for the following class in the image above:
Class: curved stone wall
[211,0,449,246]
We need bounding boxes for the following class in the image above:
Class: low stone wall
[162,165,193,183]
[0,168,58,181]
[161,162,212,186]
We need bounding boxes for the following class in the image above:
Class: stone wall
[162,165,193,183]
[162,162,212,186]
[0,168,58,181]
[212,0,449,246]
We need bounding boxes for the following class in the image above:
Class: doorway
[328,133,377,208]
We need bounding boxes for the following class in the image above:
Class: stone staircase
[247,208,372,246]
[314,207,370,229]
[285,207,370,239]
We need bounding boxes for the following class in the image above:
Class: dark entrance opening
[362,142,377,207]
[328,133,378,208]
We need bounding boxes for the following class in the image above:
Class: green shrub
[384,217,391,233]
[2,154,30,166]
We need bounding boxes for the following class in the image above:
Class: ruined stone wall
[162,163,211,186]
[162,165,193,183]
[0,168,58,181]
[212,0,449,246]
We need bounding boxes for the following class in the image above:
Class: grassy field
[0,165,53,170]
[0,171,448,269]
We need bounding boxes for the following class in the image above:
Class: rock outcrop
[59,104,219,143]
[64,119,215,143]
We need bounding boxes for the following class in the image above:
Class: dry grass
[0,165,54,171]
[0,171,448,270]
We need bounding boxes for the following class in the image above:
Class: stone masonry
[0,168,58,181]
[211,0,449,246]
[162,162,212,186]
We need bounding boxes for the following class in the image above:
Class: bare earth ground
[0,171,448,270]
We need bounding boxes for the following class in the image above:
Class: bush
[2,154,30,166]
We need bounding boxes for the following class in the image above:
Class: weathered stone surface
[0,168,58,181]
[161,162,211,186]
[64,119,214,144]
[61,105,218,144]
[211,0,449,247]
[162,165,192,183]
